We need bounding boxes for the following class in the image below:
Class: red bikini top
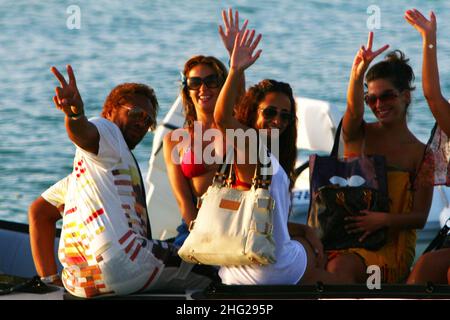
[180,146,207,178]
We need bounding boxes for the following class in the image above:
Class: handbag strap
[330,118,343,158]
[213,138,273,189]
[296,117,343,176]
[330,118,367,158]
[252,142,272,189]
[213,148,234,186]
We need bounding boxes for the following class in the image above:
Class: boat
[1,95,448,300]
[1,218,449,300]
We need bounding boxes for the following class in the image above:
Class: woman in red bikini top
[163,56,226,229]
[163,9,250,232]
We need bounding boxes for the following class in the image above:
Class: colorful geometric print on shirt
[58,118,163,298]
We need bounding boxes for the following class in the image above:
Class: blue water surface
[1,0,449,222]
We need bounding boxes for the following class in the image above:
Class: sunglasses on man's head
[185,74,221,90]
[259,106,294,123]
[364,90,400,108]
[120,105,154,126]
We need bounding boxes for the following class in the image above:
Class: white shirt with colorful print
[59,117,163,298]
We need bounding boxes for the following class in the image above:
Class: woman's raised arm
[405,9,450,136]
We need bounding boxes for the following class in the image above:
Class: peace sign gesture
[219,8,249,56]
[51,65,84,118]
[405,9,436,39]
[229,27,262,72]
[352,32,389,78]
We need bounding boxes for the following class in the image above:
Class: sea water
[1,0,450,223]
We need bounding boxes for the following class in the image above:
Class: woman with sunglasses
[163,9,248,246]
[404,9,450,285]
[213,28,349,285]
[334,32,434,283]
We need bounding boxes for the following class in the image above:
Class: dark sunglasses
[364,90,400,108]
[120,105,154,126]
[185,74,221,90]
[259,106,294,123]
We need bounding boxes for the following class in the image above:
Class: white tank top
[218,154,307,284]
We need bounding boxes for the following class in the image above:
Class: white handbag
[178,148,276,266]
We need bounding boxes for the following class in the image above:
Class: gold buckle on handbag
[196,197,202,209]
[363,190,372,210]
[252,178,272,189]
[265,223,273,235]
[213,172,227,185]
[336,191,353,215]
[251,221,273,235]
[187,254,201,264]
[270,198,275,210]
[256,197,275,211]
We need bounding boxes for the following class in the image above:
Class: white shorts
[41,175,69,214]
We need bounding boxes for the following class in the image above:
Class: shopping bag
[307,120,389,250]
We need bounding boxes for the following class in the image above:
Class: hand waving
[405,9,436,38]
[230,28,262,72]
[219,8,249,56]
[352,32,389,78]
[51,65,84,117]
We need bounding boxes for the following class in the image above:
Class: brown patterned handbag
[307,120,390,250]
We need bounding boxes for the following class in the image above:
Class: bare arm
[288,222,307,237]
[288,222,324,264]
[163,132,198,225]
[343,32,389,146]
[215,28,262,182]
[386,182,433,230]
[214,28,262,132]
[218,8,247,103]
[214,67,247,132]
[51,65,99,154]
[405,9,450,136]
[28,197,62,285]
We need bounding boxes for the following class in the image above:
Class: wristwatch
[40,274,60,284]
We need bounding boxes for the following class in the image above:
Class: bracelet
[67,112,85,120]
[40,274,60,284]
